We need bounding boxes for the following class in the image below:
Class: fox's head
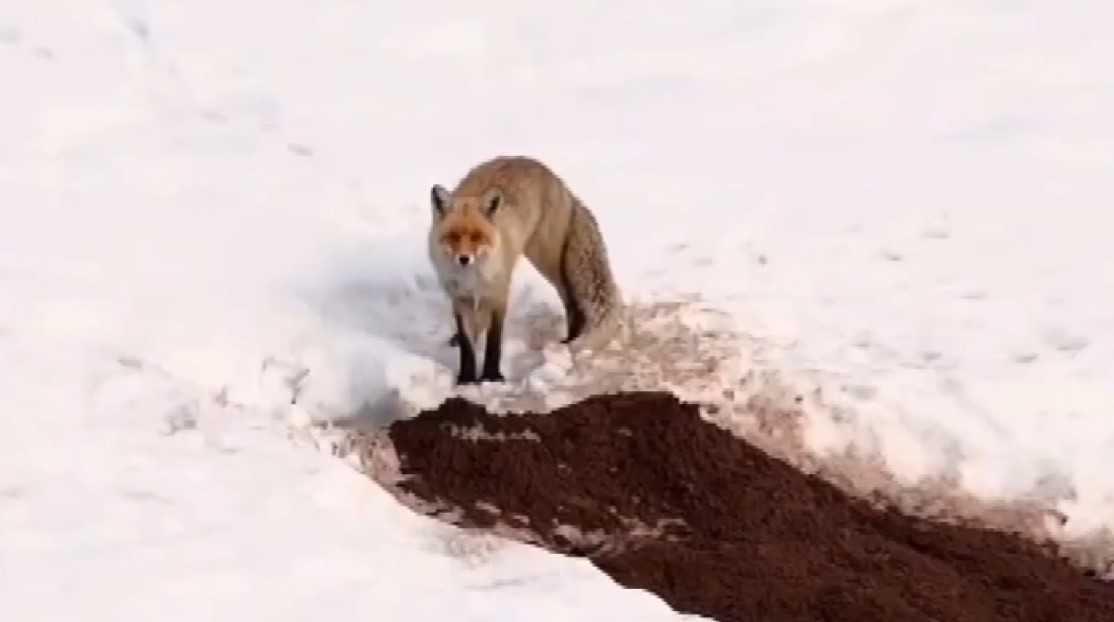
[429,184,503,268]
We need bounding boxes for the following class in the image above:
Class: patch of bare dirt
[372,391,1114,622]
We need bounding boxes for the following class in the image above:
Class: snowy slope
[1,0,1113,618]
[0,2,698,620]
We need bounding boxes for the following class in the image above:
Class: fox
[427,155,624,385]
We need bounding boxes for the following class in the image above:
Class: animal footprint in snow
[286,142,313,156]
[0,27,20,45]
[1042,328,1089,353]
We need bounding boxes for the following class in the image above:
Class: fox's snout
[451,245,490,267]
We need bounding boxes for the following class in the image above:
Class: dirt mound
[384,391,1114,622]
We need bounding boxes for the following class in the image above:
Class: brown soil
[385,391,1114,622]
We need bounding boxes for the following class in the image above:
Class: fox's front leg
[480,298,507,383]
[452,310,478,385]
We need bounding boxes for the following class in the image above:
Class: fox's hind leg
[557,280,586,344]
[556,203,623,354]
[528,242,586,344]
[554,289,583,343]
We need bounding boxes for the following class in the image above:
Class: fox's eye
[469,232,484,244]
[445,232,460,244]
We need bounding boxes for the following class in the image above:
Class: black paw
[480,369,505,383]
[456,371,478,385]
[561,330,582,345]
[448,333,460,347]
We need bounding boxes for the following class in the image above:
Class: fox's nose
[457,254,472,267]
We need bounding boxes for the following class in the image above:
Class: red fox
[427,156,623,384]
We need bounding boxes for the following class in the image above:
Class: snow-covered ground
[2,0,1113,618]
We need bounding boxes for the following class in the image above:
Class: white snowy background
[1,0,1112,619]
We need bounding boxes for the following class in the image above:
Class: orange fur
[433,204,497,266]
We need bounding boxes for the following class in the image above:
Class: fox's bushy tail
[562,195,623,354]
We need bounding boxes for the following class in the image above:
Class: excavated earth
[383,391,1114,622]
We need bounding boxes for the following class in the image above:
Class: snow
[1,0,1112,618]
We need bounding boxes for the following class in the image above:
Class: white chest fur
[434,256,500,303]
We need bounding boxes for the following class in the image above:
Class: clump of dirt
[385,391,1114,622]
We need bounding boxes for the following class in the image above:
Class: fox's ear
[482,188,503,217]
[430,184,451,216]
